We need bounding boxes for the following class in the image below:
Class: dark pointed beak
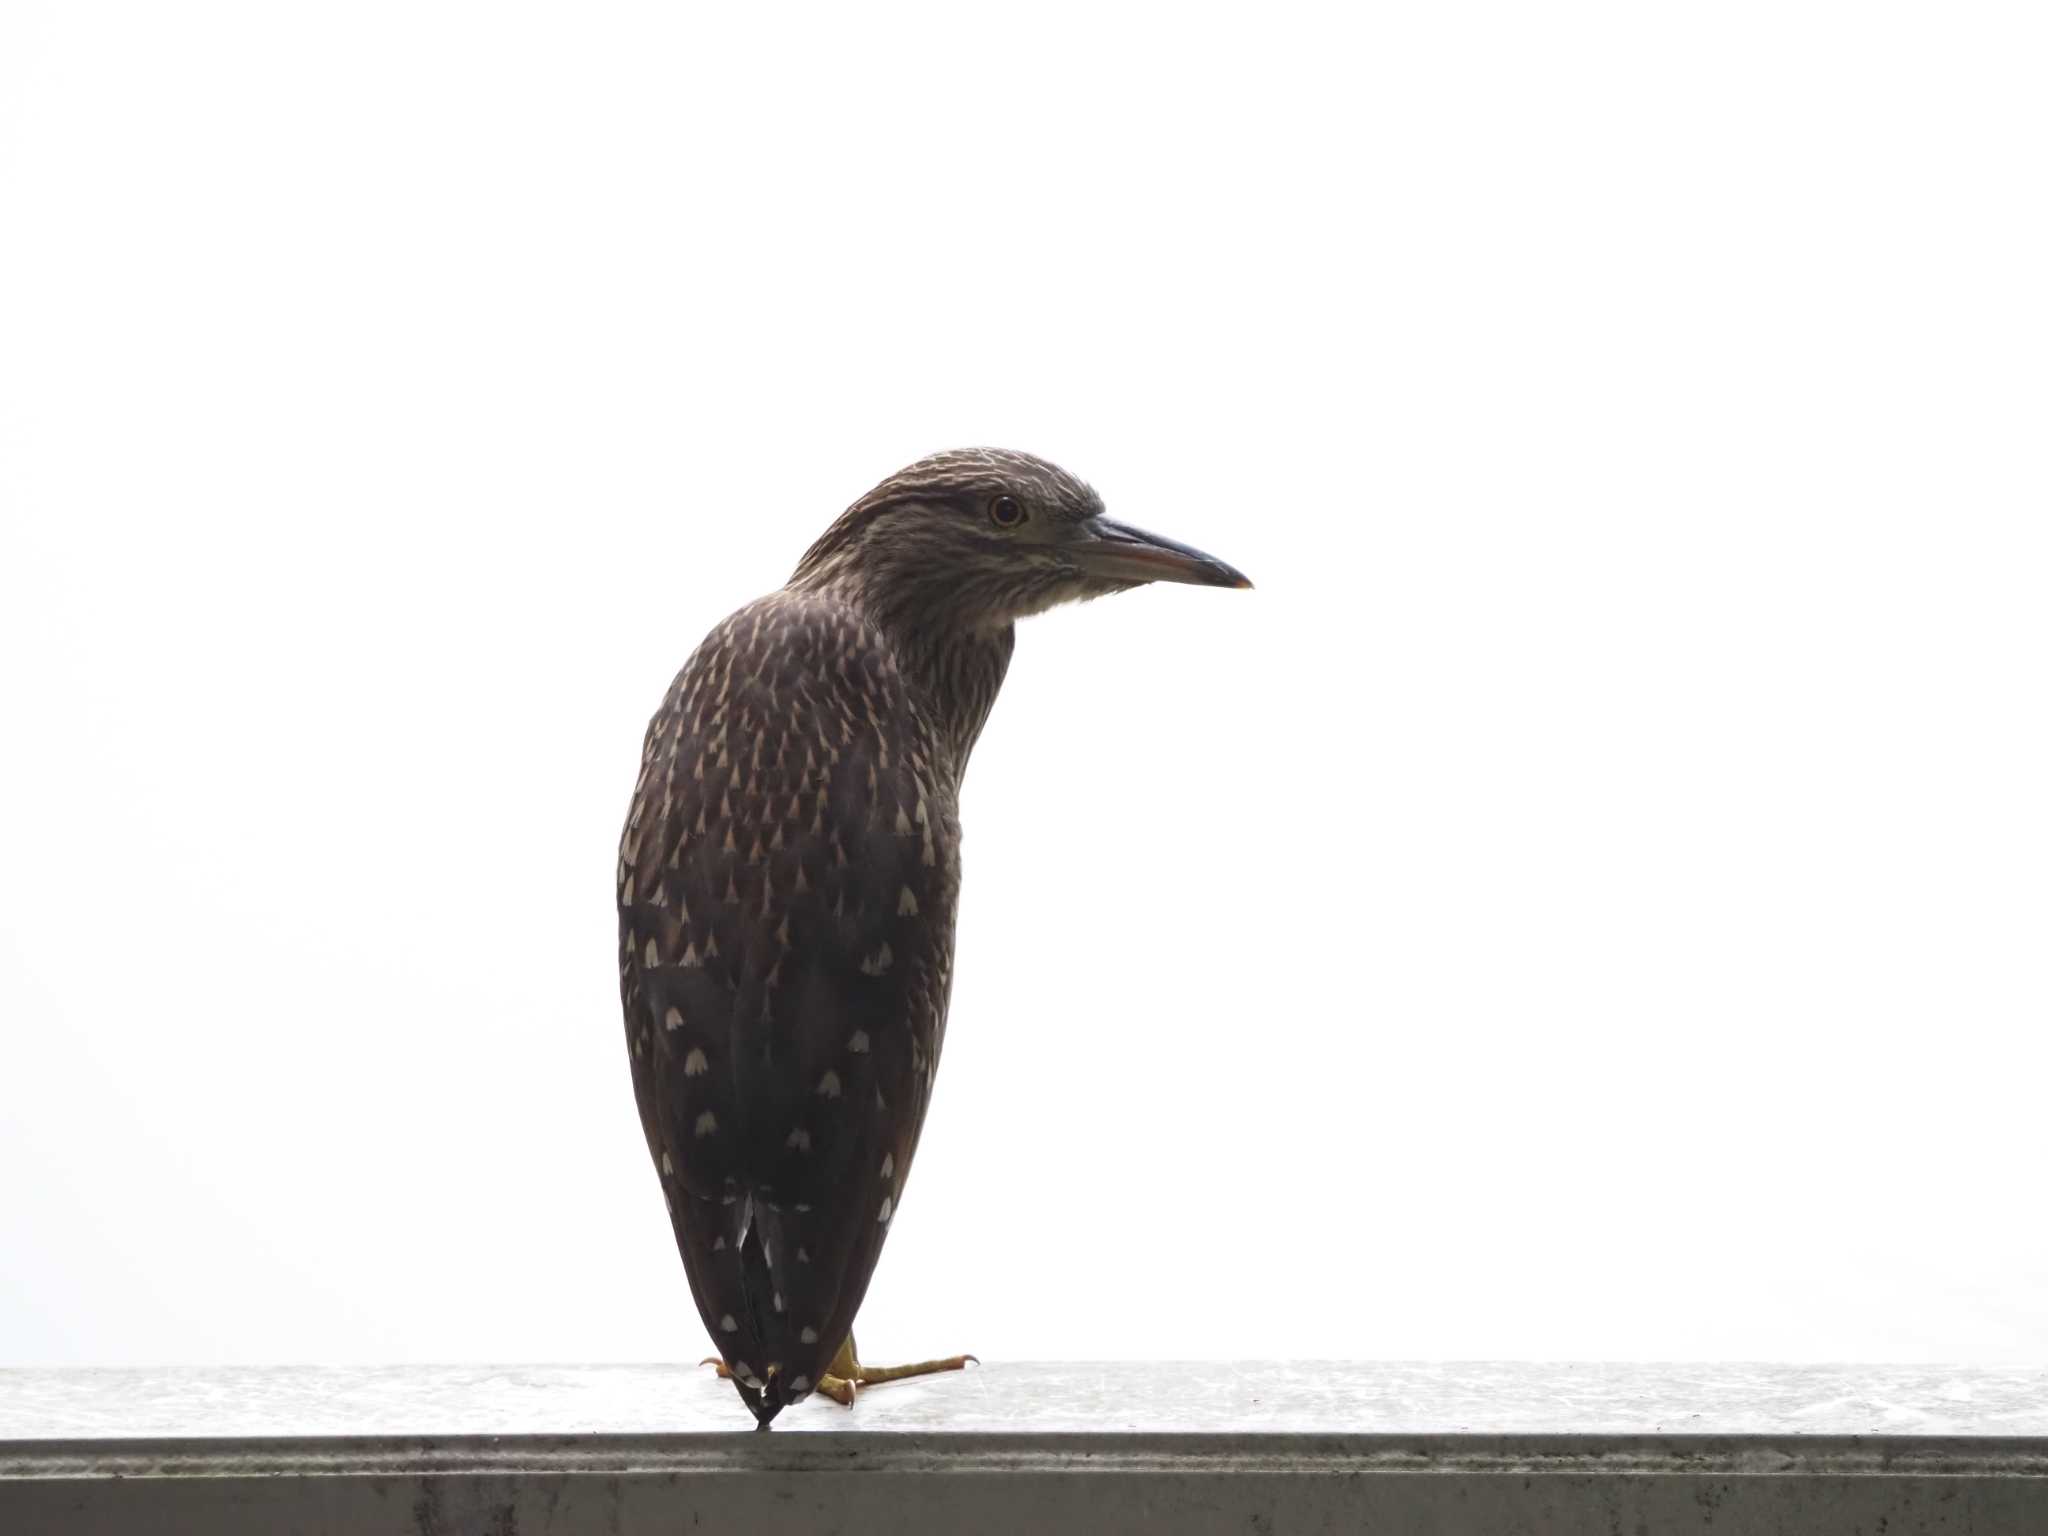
[1070,517,1253,590]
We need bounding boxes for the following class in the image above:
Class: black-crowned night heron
[617,448,1249,1427]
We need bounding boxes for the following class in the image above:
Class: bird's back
[617,589,960,1422]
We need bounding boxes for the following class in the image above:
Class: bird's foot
[814,1332,977,1407]
[699,1338,976,1406]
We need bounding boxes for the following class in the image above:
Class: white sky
[2,2,2044,1371]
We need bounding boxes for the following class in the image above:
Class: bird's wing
[618,591,952,1415]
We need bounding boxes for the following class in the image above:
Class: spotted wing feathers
[618,592,953,1423]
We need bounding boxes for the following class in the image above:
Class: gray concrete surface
[4,1363,2046,1533]
[9,1359,2048,1437]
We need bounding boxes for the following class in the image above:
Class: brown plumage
[617,448,1247,1426]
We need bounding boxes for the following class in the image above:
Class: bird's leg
[815,1331,978,1406]
[699,1335,976,1405]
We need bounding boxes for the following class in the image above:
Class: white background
[3,2,2044,1371]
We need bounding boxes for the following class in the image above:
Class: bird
[616,448,1249,1428]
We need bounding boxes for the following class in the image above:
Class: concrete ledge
[4,1364,2046,1533]
[8,1432,2048,1534]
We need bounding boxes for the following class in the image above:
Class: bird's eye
[988,494,1026,530]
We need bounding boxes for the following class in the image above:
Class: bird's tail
[695,1190,828,1427]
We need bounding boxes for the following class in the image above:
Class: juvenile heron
[617,448,1249,1427]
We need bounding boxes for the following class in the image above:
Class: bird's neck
[893,616,1015,777]
[806,572,1015,777]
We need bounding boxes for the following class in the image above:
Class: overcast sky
[2,2,2044,1371]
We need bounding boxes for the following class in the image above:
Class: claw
[817,1374,856,1407]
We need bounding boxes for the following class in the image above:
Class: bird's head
[790,448,1250,630]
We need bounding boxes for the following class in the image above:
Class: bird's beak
[1070,517,1253,590]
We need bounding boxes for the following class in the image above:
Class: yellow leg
[702,1334,976,1406]
[815,1331,977,1406]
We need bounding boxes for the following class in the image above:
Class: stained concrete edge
[7,1365,2047,1533]
[7,1429,2048,1478]
[5,1432,2047,1536]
